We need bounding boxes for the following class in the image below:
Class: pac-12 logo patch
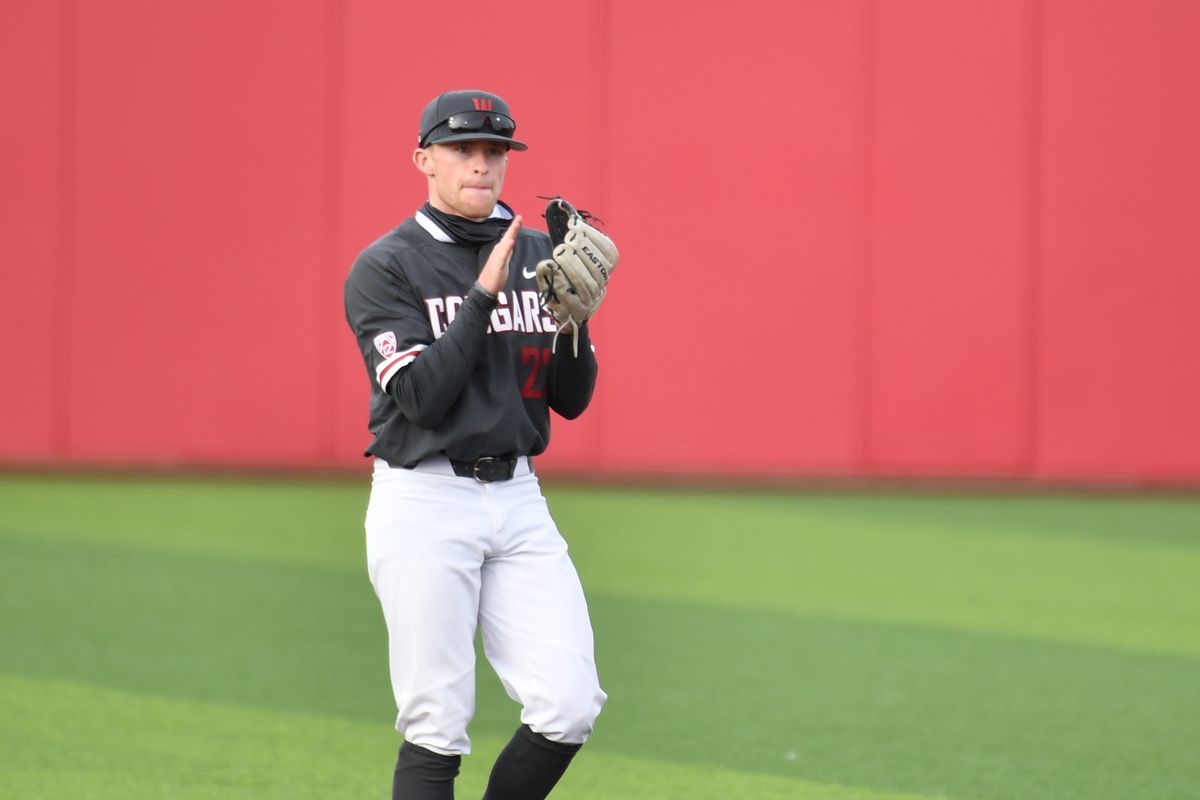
[373,331,397,358]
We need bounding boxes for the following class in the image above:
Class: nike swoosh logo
[522,266,537,279]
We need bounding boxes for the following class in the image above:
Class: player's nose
[469,149,490,172]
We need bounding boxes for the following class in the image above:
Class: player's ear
[413,147,435,176]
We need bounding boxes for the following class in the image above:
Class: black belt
[448,455,522,483]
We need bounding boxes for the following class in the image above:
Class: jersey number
[520,347,553,399]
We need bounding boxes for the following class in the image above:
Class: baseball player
[343,89,618,800]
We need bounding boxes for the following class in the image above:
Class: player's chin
[457,190,498,219]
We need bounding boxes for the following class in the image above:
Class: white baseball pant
[365,457,606,756]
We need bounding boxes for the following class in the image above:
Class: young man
[344,89,615,800]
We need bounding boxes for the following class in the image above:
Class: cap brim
[423,131,528,151]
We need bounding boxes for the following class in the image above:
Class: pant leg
[478,473,607,745]
[366,460,492,756]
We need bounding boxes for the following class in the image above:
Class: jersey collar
[415,202,513,244]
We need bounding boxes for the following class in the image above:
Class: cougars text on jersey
[425,289,559,339]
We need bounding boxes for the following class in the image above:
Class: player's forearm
[547,323,597,420]
[390,284,499,428]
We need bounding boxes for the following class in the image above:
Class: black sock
[393,740,461,800]
[481,725,583,800]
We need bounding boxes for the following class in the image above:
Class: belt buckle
[473,456,499,483]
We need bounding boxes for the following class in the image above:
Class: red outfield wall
[2,0,1198,482]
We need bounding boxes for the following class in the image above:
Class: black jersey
[344,209,597,467]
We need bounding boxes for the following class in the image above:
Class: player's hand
[478,215,522,295]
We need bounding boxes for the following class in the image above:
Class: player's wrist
[470,281,500,307]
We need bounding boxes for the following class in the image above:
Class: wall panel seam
[55,0,78,458]
[858,0,878,475]
[1026,0,1044,479]
[319,0,346,464]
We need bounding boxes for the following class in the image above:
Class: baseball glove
[535,197,619,354]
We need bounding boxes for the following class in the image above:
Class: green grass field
[2,474,1198,799]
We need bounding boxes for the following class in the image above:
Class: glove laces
[551,319,582,358]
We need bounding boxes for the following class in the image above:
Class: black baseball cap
[417,89,528,151]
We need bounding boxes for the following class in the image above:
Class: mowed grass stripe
[0,475,371,570]
[555,489,1200,658]
[0,673,392,800]
[0,674,937,800]
[588,595,1200,799]
[3,476,1199,657]
[0,532,391,721]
